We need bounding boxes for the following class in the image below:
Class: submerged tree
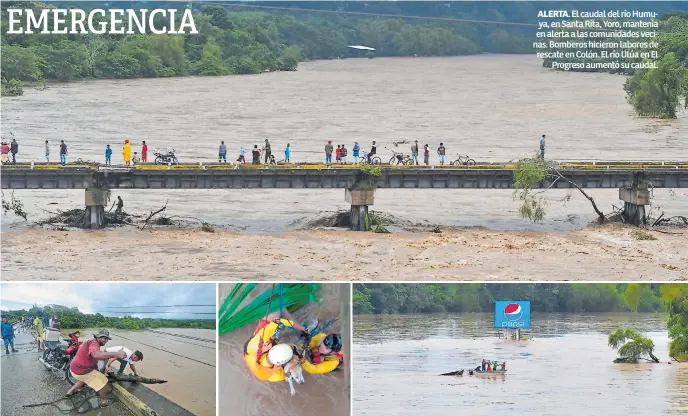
[513,156,605,224]
[608,328,660,363]
[623,53,688,119]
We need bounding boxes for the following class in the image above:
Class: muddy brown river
[353,313,688,415]
[63,328,216,415]
[218,283,348,416]
[1,55,687,279]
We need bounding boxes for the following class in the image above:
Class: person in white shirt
[100,346,143,375]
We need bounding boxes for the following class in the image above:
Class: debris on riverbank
[37,208,134,228]
[295,210,434,233]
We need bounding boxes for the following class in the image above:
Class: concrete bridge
[2,162,687,229]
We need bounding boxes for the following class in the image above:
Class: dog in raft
[268,344,305,396]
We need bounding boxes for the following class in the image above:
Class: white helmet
[268,344,293,366]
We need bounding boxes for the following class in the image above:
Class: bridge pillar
[84,189,108,229]
[619,187,649,226]
[346,189,375,231]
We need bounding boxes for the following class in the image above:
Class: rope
[113,333,215,367]
[255,284,276,364]
[22,389,117,414]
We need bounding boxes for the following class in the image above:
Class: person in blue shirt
[105,144,113,166]
[539,135,546,158]
[352,142,360,163]
[1,316,18,355]
[285,143,291,163]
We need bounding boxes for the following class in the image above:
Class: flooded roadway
[218,283,348,416]
[353,313,688,416]
[0,328,132,416]
[1,55,687,279]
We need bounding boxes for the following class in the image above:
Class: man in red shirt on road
[141,141,148,162]
[66,329,126,408]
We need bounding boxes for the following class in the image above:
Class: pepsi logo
[503,303,523,321]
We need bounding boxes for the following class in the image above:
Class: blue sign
[494,300,531,328]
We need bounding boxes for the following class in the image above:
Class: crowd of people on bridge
[0,135,548,166]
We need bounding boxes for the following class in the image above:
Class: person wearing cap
[102,346,143,376]
[66,329,126,407]
[123,140,132,167]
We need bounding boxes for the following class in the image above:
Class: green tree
[624,53,688,118]
[608,328,660,363]
[1,44,42,81]
[38,40,88,81]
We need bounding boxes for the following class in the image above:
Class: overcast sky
[0,283,216,320]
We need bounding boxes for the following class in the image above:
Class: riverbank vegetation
[542,11,688,118]
[1,1,536,95]
[3,305,216,329]
[352,283,666,315]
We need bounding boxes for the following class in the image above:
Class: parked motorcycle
[153,149,179,165]
[39,337,81,384]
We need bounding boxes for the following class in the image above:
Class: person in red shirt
[66,329,126,408]
[335,145,342,164]
[141,141,148,162]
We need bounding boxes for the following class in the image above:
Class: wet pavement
[0,328,132,416]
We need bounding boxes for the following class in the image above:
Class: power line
[102,305,215,308]
[95,311,215,315]
[113,333,216,367]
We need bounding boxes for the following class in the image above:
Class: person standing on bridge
[539,134,546,158]
[141,141,148,162]
[219,141,227,163]
[252,145,261,165]
[411,140,419,165]
[1,316,18,355]
[352,142,360,163]
[336,145,342,164]
[45,140,50,163]
[105,145,112,166]
[238,146,246,164]
[10,138,18,163]
[368,141,377,163]
[34,314,44,351]
[59,140,68,166]
[123,140,132,167]
[67,329,126,408]
[423,144,430,165]
[341,144,348,164]
[284,143,291,163]
[325,141,333,164]
[0,142,8,164]
[264,139,272,164]
[437,143,446,165]
[102,346,143,376]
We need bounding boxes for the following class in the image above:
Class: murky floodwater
[218,283,348,416]
[2,56,687,279]
[353,313,688,416]
[65,328,216,416]
[1,55,687,233]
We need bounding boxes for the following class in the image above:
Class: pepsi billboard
[495,301,531,328]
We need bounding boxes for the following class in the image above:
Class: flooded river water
[353,313,688,416]
[67,328,216,416]
[218,283,348,416]
[1,55,687,279]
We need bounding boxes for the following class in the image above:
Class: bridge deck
[2,162,687,190]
